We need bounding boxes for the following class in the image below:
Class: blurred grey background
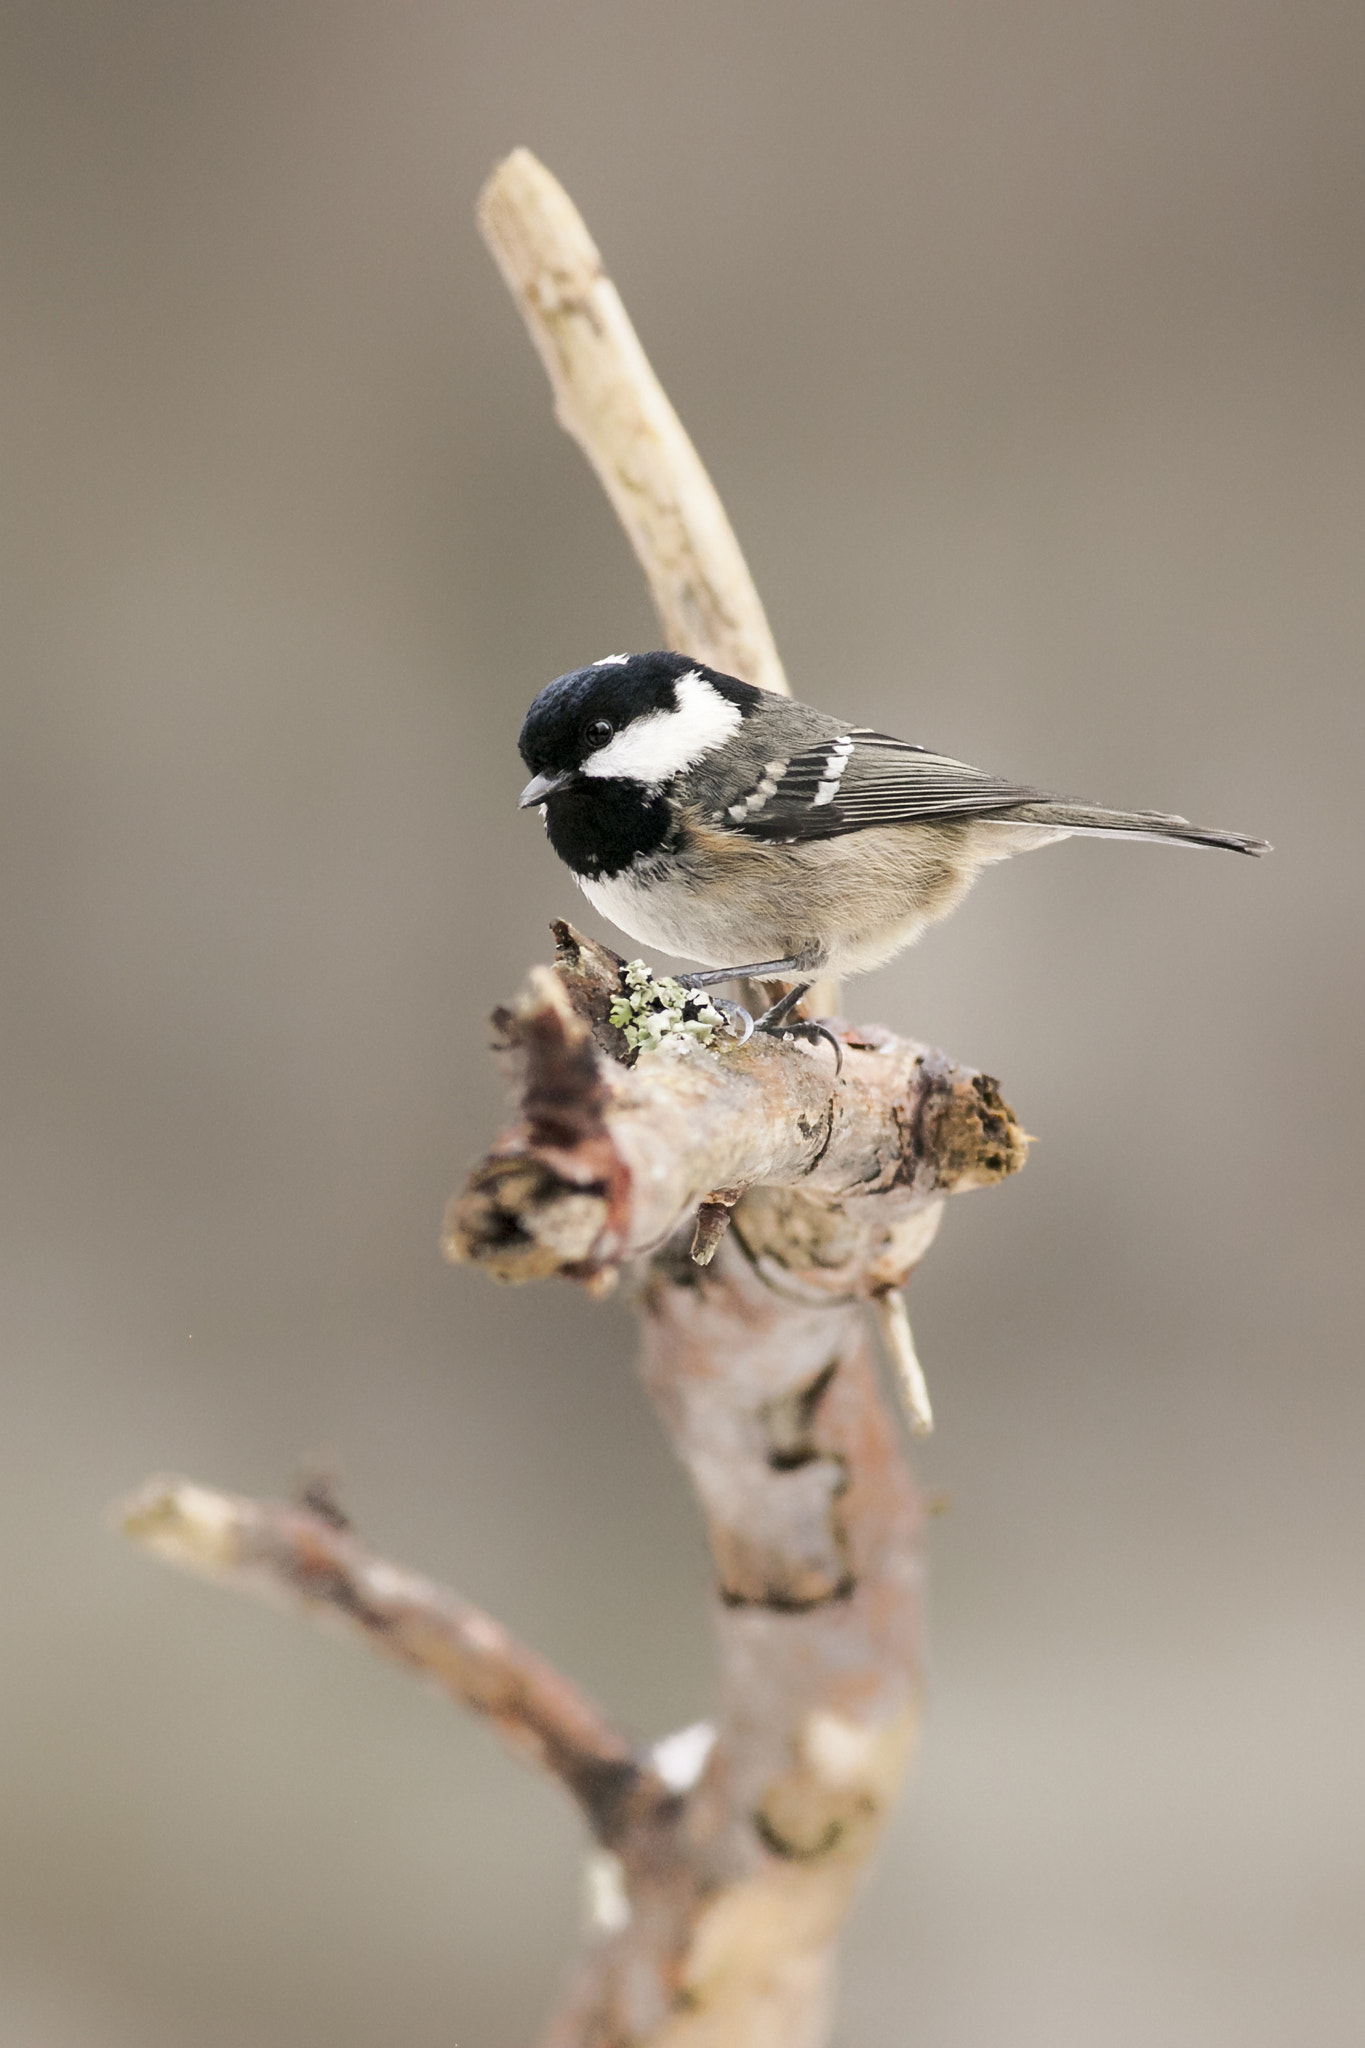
[1,4,1361,2043]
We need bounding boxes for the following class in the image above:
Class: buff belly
[576,817,1063,977]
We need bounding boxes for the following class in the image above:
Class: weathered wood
[123,928,1025,2044]
[443,927,1023,1294]
[438,928,1022,2042]
[542,1250,925,2045]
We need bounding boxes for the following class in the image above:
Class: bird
[517,649,1267,1048]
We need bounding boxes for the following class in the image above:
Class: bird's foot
[675,974,753,1042]
[756,1011,843,1075]
[677,972,838,1066]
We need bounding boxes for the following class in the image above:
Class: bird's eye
[585,718,614,749]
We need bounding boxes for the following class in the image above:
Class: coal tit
[518,650,1267,1032]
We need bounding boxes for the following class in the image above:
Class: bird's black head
[517,650,760,797]
[517,652,762,882]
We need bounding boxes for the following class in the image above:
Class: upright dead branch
[478,148,838,1021]
[443,932,1022,2038]
[121,152,1029,2045]
[478,149,789,698]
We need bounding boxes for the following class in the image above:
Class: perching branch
[122,153,1030,2045]
[444,924,1022,1296]
[456,938,1021,2040]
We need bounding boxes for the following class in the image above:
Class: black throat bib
[543,778,672,880]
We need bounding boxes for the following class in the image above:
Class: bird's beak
[518,769,574,809]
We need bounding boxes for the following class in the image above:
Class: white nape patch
[591,652,631,666]
[583,1849,631,1934]
[583,668,743,786]
[651,1720,717,1793]
[814,735,854,806]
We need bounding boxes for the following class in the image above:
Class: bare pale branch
[478,148,789,699]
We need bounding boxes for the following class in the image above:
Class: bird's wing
[720,729,1047,841]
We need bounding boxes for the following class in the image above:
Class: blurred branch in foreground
[120,150,1027,2045]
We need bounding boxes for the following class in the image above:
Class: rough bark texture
[444,927,1022,1297]
[541,1256,924,2048]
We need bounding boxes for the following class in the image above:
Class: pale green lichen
[608,960,727,1053]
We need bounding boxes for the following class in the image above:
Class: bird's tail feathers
[1005,800,1269,857]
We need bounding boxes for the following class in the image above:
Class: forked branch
[123,934,1024,2042]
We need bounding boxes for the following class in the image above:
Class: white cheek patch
[583,668,744,785]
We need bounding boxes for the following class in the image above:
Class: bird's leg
[678,952,840,1070]
[753,982,809,1031]
[677,955,814,988]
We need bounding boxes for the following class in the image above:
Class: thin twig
[871,1288,935,1435]
[119,1478,644,1834]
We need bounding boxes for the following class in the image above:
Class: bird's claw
[672,975,753,1044]
[711,998,754,1046]
[762,1016,844,1076]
